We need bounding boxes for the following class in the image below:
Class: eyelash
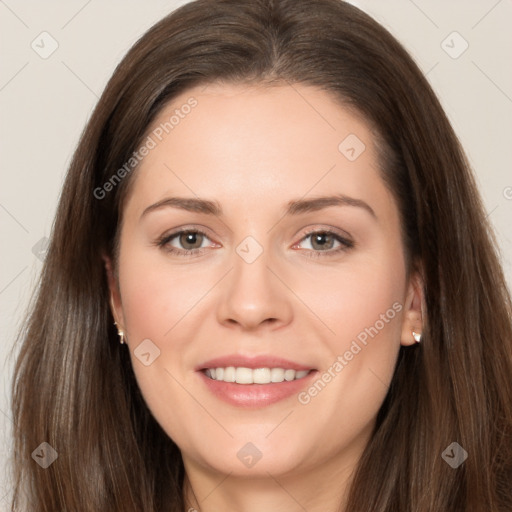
[155,227,355,258]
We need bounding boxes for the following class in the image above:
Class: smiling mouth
[202,367,313,384]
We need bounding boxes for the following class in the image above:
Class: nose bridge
[233,234,271,290]
[215,232,293,330]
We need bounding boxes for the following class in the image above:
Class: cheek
[296,247,406,354]
[118,244,210,343]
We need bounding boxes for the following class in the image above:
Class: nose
[216,240,294,332]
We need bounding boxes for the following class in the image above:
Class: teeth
[224,366,236,382]
[253,368,270,384]
[284,369,295,381]
[204,366,311,384]
[271,368,284,382]
[236,367,253,384]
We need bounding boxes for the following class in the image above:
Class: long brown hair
[11,0,512,510]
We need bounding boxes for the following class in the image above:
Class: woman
[11,0,512,510]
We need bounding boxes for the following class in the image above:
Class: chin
[183,434,317,477]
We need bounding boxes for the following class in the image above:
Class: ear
[103,254,125,331]
[400,267,425,346]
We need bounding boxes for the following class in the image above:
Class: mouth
[196,355,317,407]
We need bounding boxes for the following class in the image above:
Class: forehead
[123,82,393,224]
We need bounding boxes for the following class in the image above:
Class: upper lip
[196,354,315,372]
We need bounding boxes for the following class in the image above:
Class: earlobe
[400,270,425,346]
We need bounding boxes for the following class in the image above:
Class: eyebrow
[140,194,377,220]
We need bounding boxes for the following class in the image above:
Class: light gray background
[1,0,511,507]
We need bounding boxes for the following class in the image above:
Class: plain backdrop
[1,0,511,507]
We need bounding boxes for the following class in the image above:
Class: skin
[106,82,424,512]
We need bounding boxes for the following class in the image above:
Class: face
[108,82,422,481]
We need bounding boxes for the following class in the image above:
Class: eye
[156,228,217,256]
[293,229,354,258]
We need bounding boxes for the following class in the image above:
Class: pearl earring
[114,321,125,344]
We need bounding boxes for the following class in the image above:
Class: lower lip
[198,370,318,408]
